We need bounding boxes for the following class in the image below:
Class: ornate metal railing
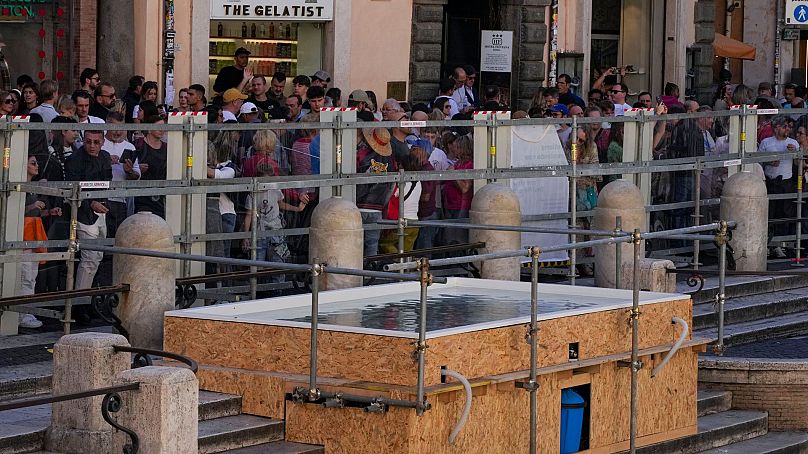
[0,383,141,454]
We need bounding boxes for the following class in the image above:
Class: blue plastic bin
[560,388,586,453]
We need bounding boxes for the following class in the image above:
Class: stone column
[593,180,646,289]
[693,0,716,104]
[409,0,447,103]
[501,0,550,111]
[97,0,135,92]
[309,197,364,290]
[720,172,768,271]
[113,212,175,349]
[113,366,198,454]
[45,333,131,453]
[470,184,522,280]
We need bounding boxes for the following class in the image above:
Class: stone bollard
[593,180,646,288]
[45,333,130,453]
[720,171,768,271]
[309,197,364,289]
[113,366,198,454]
[620,259,677,293]
[470,184,522,280]
[113,212,175,349]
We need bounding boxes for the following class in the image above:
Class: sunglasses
[608,90,624,94]
[3,98,16,105]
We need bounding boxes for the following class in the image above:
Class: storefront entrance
[208,0,331,95]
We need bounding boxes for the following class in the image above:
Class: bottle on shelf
[259,23,266,38]
[217,22,223,37]
[251,23,256,38]
[241,22,247,38]
[285,24,291,39]
[292,24,299,40]
[269,22,275,39]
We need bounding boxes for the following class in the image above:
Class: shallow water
[239,287,627,333]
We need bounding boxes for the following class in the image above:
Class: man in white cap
[222,88,247,122]
[239,101,261,150]
[239,101,260,123]
[311,70,331,89]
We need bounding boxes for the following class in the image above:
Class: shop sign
[786,0,808,25]
[480,30,513,73]
[0,0,49,19]
[211,0,333,21]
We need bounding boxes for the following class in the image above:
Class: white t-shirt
[245,189,284,231]
[103,138,140,203]
[758,136,798,179]
[222,110,238,122]
[613,103,632,116]
[401,182,421,220]
[214,162,236,215]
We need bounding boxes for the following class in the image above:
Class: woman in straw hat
[356,127,398,257]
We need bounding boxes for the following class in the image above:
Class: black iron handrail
[113,345,198,374]
[0,284,130,308]
[0,383,141,454]
[0,382,139,412]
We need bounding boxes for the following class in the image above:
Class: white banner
[510,124,570,262]
[211,0,334,21]
[480,30,513,73]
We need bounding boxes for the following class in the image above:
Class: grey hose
[441,368,472,444]
[651,317,689,378]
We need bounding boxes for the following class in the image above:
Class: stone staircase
[628,390,808,453]
[0,387,323,454]
[690,273,808,348]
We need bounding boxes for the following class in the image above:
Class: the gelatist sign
[211,0,333,21]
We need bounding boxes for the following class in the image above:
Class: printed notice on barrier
[480,30,513,73]
[80,181,110,189]
[724,159,742,167]
[401,121,426,128]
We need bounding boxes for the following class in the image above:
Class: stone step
[222,441,325,453]
[693,290,808,330]
[689,273,808,305]
[629,410,768,454]
[695,311,808,347]
[198,391,242,422]
[198,414,284,454]
[698,390,733,417]
[0,362,52,402]
[698,431,808,454]
[0,404,50,454]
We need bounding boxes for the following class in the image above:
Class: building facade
[4,0,807,108]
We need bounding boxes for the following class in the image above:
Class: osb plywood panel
[285,360,695,454]
[590,349,698,447]
[197,366,291,419]
[286,403,416,453]
[164,317,419,385]
[425,299,691,385]
[166,298,690,388]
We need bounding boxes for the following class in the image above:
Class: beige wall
[343,0,413,101]
[137,0,414,106]
[133,0,163,89]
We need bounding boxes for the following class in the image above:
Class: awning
[713,33,757,60]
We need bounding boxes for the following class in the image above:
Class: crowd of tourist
[1,47,805,329]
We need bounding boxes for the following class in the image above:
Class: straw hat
[362,127,392,157]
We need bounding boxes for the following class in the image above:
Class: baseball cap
[222,88,248,103]
[311,70,331,83]
[348,89,370,104]
[550,104,569,116]
[234,47,251,57]
[239,102,258,115]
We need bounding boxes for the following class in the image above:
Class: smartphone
[656,96,662,105]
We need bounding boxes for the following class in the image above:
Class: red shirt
[442,160,473,210]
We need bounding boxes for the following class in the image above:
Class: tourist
[65,129,113,290]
